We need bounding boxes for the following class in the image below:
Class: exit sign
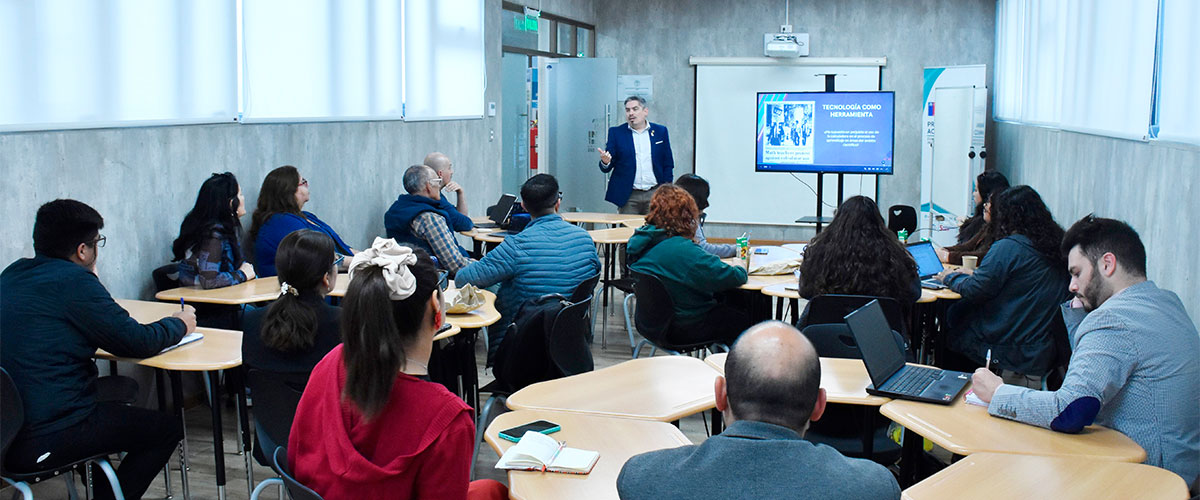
[513,15,538,31]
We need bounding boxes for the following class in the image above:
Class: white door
[543,58,617,213]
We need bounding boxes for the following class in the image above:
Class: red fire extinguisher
[529,120,538,170]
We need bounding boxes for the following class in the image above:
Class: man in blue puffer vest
[456,174,601,364]
[384,165,474,276]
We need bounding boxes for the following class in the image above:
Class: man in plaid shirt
[384,165,475,276]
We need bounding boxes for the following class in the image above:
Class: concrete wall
[0,0,504,300]
[994,122,1200,326]
[593,0,997,241]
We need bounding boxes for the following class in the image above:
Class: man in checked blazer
[597,96,675,214]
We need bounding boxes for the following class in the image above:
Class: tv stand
[794,172,843,233]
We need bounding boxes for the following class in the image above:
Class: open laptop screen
[844,300,907,388]
[906,241,944,278]
[489,194,517,225]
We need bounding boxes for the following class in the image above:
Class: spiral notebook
[495,431,599,475]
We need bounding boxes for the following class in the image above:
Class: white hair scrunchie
[348,237,418,300]
[280,282,299,297]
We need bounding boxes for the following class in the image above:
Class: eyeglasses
[298,178,309,187]
[333,254,345,268]
[429,178,443,187]
[89,234,107,248]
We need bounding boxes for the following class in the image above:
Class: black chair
[2,368,125,500]
[569,273,601,342]
[246,370,308,468]
[631,272,728,358]
[272,446,324,500]
[799,323,906,465]
[887,204,917,238]
[151,263,180,292]
[798,294,909,340]
[472,296,595,478]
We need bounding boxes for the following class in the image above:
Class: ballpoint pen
[985,348,992,370]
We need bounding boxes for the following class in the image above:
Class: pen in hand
[180,298,185,311]
[985,348,992,371]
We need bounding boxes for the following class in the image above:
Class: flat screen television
[755,91,894,174]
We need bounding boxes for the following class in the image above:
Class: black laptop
[906,241,947,289]
[845,300,969,404]
[479,194,517,229]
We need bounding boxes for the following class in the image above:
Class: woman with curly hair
[938,185,1070,384]
[626,184,750,347]
[797,196,921,309]
[938,192,998,266]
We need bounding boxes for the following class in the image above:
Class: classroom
[2,1,1198,499]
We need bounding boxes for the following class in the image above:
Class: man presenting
[617,321,900,499]
[971,216,1199,492]
[598,96,674,214]
[423,152,474,231]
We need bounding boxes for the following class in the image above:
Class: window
[1154,0,1200,145]
[403,0,485,120]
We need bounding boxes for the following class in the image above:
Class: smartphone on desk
[498,420,561,442]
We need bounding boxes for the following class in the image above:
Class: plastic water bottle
[897,229,909,243]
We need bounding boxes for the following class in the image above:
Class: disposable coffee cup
[962,255,979,271]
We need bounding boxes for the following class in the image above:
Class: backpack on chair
[492,294,570,393]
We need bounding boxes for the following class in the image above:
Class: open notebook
[495,431,599,475]
[158,332,203,354]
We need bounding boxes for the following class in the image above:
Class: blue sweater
[438,192,474,232]
[254,211,353,277]
[455,214,600,330]
[384,194,471,257]
[1,256,186,437]
[944,234,1071,375]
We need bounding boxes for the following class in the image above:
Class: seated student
[384,165,474,276]
[1,199,194,500]
[626,184,750,347]
[971,216,1200,493]
[617,321,901,499]
[424,152,474,231]
[938,191,997,266]
[675,173,737,258]
[250,165,354,277]
[797,195,921,306]
[955,170,1009,245]
[288,239,505,500]
[173,172,257,288]
[242,230,341,374]
[455,174,600,363]
[937,185,1070,385]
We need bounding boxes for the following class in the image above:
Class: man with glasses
[1,199,195,500]
[385,165,474,276]
[423,152,475,232]
[456,174,600,364]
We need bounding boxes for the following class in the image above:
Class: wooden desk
[468,228,508,244]
[705,353,889,406]
[485,410,691,500]
[506,356,720,422]
[620,216,645,228]
[106,299,248,500]
[329,282,501,332]
[562,212,643,225]
[882,383,1145,485]
[901,452,1189,500]
[588,226,634,244]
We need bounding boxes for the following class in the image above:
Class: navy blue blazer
[598,122,674,207]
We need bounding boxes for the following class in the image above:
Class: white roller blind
[993,0,1157,140]
[403,0,485,120]
[1155,0,1200,145]
[240,0,404,122]
[0,0,237,132]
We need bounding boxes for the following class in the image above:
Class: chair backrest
[546,297,594,377]
[0,368,24,471]
[631,271,675,345]
[273,446,325,500]
[799,294,908,338]
[493,294,570,393]
[247,369,308,466]
[151,263,180,293]
[887,205,917,235]
[568,273,601,303]
[801,323,909,361]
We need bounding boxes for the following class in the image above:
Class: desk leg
[155,369,174,499]
[169,371,191,500]
[206,371,227,500]
[710,408,724,435]
[899,426,921,487]
[862,409,876,459]
[232,368,253,500]
[789,298,799,325]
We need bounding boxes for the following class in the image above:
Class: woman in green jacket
[627,184,751,347]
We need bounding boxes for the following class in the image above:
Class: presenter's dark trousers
[619,188,655,215]
[7,402,183,500]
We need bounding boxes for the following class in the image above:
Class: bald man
[617,322,900,500]
[423,152,474,231]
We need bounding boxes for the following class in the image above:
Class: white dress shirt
[630,123,656,190]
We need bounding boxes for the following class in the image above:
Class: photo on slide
[763,102,814,164]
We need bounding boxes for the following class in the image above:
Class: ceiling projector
[763,32,809,58]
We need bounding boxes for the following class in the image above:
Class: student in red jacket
[288,238,506,500]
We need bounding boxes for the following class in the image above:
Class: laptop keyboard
[885,366,943,395]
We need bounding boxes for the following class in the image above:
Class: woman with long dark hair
[938,185,1070,383]
[626,184,750,347]
[173,172,256,288]
[938,192,998,265]
[287,238,506,500]
[956,170,1009,244]
[249,165,354,277]
[241,230,341,374]
[798,195,921,305]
